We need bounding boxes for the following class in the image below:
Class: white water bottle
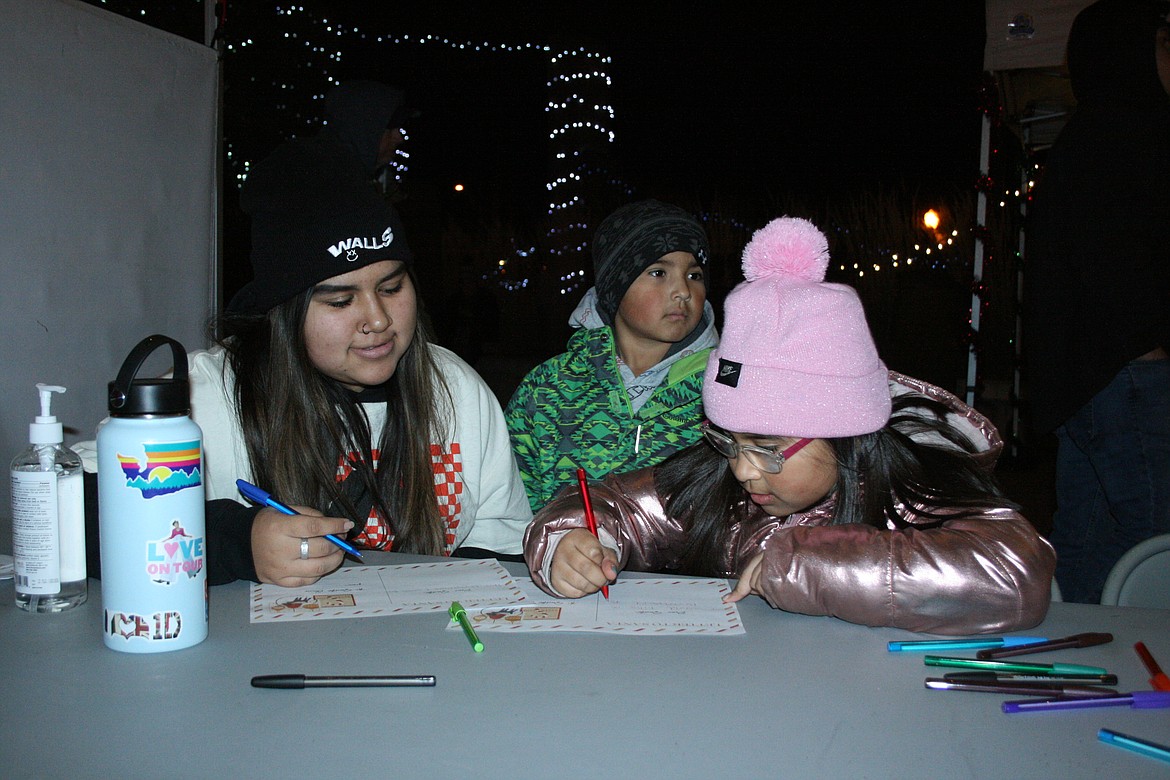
[97,335,207,653]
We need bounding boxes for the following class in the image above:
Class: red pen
[1135,642,1170,692]
[576,467,609,599]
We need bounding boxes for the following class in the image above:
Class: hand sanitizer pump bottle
[11,383,87,612]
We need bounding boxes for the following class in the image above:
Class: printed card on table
[249,558,525,622]
[450,576,745,636]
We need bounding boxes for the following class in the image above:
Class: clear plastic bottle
[11,383,87,612]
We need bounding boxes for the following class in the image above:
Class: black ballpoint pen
[976,631,1112,659]
[943,670,1120,685]
[251,674,436,689]
[925,678,1119,697]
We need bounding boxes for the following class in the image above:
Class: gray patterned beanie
[591,200,710,326]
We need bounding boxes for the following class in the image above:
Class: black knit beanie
[228,139,413,315]
[591,200,709,326]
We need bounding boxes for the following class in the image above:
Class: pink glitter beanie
[703,217,891,437]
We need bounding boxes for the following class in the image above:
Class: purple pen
[1002,690,1170,713]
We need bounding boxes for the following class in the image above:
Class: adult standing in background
[320,79,418,193]
[1024,0,1170,603]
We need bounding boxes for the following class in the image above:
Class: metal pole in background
[967,112,991,408]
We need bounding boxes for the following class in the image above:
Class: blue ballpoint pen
[236,479,363,558]
[1098,729,1170,764]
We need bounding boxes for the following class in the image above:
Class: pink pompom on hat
[703,216,891,438]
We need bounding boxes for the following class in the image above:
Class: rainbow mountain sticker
[117,440,202,498]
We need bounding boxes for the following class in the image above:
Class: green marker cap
[450,601,485,653]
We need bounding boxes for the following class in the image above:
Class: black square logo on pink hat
[716,358,742,388]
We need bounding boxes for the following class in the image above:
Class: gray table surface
[2,553,1168,779]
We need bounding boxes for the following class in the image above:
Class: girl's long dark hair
[657,393,1020,576]
[217,268,452,554]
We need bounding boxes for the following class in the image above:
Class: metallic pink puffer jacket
[524,373,1056,635]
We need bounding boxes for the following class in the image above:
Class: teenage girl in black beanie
[199,140,531,585]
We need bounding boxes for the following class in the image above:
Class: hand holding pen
[576,467,612,599]
[238,479,362,557]
[545,469,617,598]
[237,479,360,587]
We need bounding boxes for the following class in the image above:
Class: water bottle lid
[108,335,191,416]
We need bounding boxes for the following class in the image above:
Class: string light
[100,2,999,297]
[216,4,625,292]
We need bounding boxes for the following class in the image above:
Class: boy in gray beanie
[506,199,719,512]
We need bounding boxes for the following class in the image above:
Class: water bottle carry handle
[109,334,188,407]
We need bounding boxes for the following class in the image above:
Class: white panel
[0,0,218,516]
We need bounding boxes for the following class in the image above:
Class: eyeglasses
[700,422,814,474]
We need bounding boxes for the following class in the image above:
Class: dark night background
[321,2,989,204]
[217,1,994,374]
[84,2,990,227]
[79,1,1019,405]
[78,0,1054,527]
[223,2,990,216]
[79,0,1019,408]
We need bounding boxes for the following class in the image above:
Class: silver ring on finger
[299,537,310,560]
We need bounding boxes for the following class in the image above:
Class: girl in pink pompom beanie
[524,217,1056,634]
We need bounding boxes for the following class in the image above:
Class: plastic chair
[1099,533,1170,608]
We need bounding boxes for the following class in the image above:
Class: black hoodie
[319,80,409,176]
[1024,0,1170,434]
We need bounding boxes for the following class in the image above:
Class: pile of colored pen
[887,633,1170,764]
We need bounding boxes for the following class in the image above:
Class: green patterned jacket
[505,326,711,513]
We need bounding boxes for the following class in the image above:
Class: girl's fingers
[723,553,764,603]
[723,577,752,603]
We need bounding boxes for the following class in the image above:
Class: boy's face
[613,251,706,350]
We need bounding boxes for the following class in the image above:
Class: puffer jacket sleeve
[751,507,1056,635]
[524,467,683,594]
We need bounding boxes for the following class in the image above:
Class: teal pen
[888,636,1046,653]
[923,656,1109,676]
[1098,729,1170,764]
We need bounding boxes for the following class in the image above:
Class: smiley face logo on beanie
[327,225,398,261]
